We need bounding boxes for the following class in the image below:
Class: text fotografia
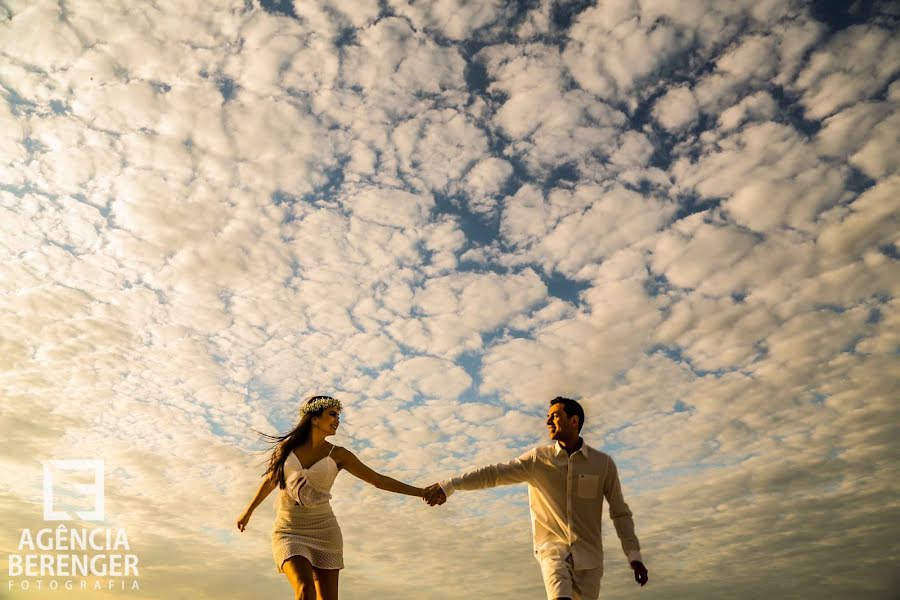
[7,525,139,592]
[7,580,139,592]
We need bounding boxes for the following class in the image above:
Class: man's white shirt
[439,440,642,571]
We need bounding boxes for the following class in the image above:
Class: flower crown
[300,396,342,416]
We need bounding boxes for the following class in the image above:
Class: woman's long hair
[259,396,331,490]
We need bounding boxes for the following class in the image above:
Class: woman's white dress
[271,447,343,572]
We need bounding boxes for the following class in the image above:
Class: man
[424,396,648,600]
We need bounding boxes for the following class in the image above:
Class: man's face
[546,403,578,440]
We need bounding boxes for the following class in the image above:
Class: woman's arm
[237,472,278,531]
[336,448,424,498]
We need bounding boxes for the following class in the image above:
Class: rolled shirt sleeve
[438,478,455,497]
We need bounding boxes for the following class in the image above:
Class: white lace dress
[271,447,343,572]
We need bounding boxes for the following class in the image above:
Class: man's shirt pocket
[577,473,600,499]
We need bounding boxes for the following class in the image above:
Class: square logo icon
[43,459,105,521]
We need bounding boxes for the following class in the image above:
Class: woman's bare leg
[282,556,317,600]
[312,568,339,600]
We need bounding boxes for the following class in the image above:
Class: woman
[237,395,426,600]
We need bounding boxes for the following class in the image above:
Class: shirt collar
[554,439,588,458]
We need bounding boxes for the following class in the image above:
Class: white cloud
[675,121,846,233]
[499,183,547,247]
[229,13,312,96]
[651,215,758,290]
[392,108,489,193]
[295,0,379,35]
[717,34,779,80]
[817,176,900,264]
[562,0,690,104]
[542,186,674,276]
[345,185,435,229]
[462,157,513,214]
[653,85,700,131]
[386,269,547,356]
[847,109,900,179]
[795,25,900,120]
[341,17,467,115]
[717,91,777,131]
[501,184,675,277]
[370,356,472,400]
[480,43,626,170]
[771,18,824,86]
[515,0,552,40]
[609,130,654,168]
[2,0,83,70]
[388,0,506,40]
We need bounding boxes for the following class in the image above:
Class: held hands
[423,483,447,506]
[630,560,648,586]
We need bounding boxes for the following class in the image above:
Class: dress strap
[328,444,336,456]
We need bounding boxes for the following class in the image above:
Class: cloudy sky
[1,0,899,598]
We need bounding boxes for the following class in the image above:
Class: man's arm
[438,448,536,498]
[603,455,643,565]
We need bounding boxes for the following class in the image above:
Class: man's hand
[630,560,648,586]
[423,483,447,506]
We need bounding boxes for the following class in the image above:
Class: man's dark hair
[550,396,585,432]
